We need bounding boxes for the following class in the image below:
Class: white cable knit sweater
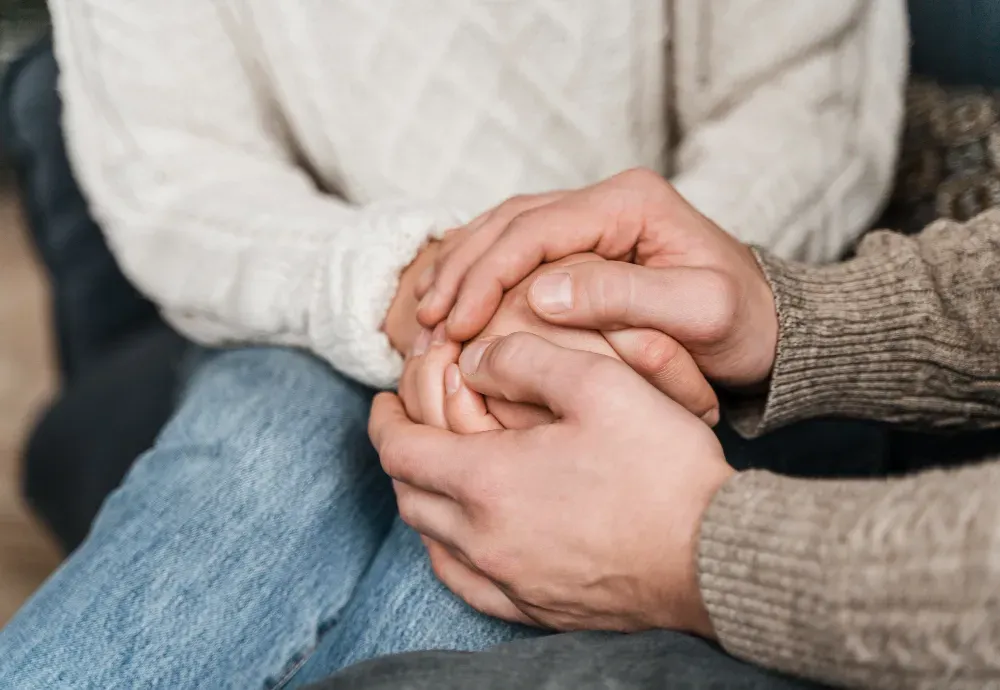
[50,1,907,388]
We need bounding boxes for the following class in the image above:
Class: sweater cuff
[309,201,466,389]
[727,246,931,437]
[697,470,881,682]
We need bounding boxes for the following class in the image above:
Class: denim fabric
[0,348,537,690]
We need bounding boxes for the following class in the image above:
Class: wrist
[741,248,780,388]
[648,450,734,639]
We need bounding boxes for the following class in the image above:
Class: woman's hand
[383,239,448,358]
[397,323,463,429]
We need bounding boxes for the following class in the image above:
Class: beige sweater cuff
[729,248,937,437]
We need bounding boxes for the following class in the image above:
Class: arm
[700,459,1000,689]
[50,1,458,388]
[672,0,908,261]
[730,208,1000,436]
[700,209,1000,687]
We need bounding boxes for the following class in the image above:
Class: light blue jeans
[0,348,538,689]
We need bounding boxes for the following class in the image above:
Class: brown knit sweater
[697,208,1000,689]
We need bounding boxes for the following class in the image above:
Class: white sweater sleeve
[672,0,908,263]
[50,1,460,388]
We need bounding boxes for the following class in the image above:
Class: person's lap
[0,346,883,689]
[287,518,537,688]
[0,347,536,690]
[312,629,827,690]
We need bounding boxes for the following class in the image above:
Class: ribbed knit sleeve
[700,462,1000,689]
[701,208,1000,688]
[730,210,1000,437]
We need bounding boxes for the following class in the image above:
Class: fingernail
[445,363,462,395]
[411,329,431,357]
[446,302,465,330]
[530,273,573,314]
[459,339,492,375]
[702,408,721,427]
[418,289,436,314]
[431,323,448,346]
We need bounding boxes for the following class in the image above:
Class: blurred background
[0,0,60,626]
[1,0,1000,629]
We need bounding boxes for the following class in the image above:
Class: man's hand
[400,254,719,430]
[414,192,568,324]
[526,257,777,391]
[371,333,735,636]
[416,169,778,388]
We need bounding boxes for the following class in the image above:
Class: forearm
[699,460,1000,688]
[728,209,1000,436]
[89,174,454,388]
[52,0,460,388]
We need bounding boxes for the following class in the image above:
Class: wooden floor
[0,181,62,627]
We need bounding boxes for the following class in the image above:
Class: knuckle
[434,252,464,286]
[397,505,421,533]
[432,250,452,276]
[501,207,542,241]
[616,167,662,189]
[636,333,683,377]
[585,270,631,322]
[468,541,515,582]
[377,437,411,477]
[393,487,419,526]
[487,332,536,374]
[502,194,538,214]
[427,547,452,583]
[696,272,741,342]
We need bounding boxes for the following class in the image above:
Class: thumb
[458,333,626,420]
[527,262,728,344]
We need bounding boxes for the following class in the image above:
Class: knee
[175,347,371,440]
[140,348,382,516]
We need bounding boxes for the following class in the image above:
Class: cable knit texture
[49,0,906,387]
[702,208,1000,689]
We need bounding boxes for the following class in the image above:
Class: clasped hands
[375,169,780,637]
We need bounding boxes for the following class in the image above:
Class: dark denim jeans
[313,630,827,690]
